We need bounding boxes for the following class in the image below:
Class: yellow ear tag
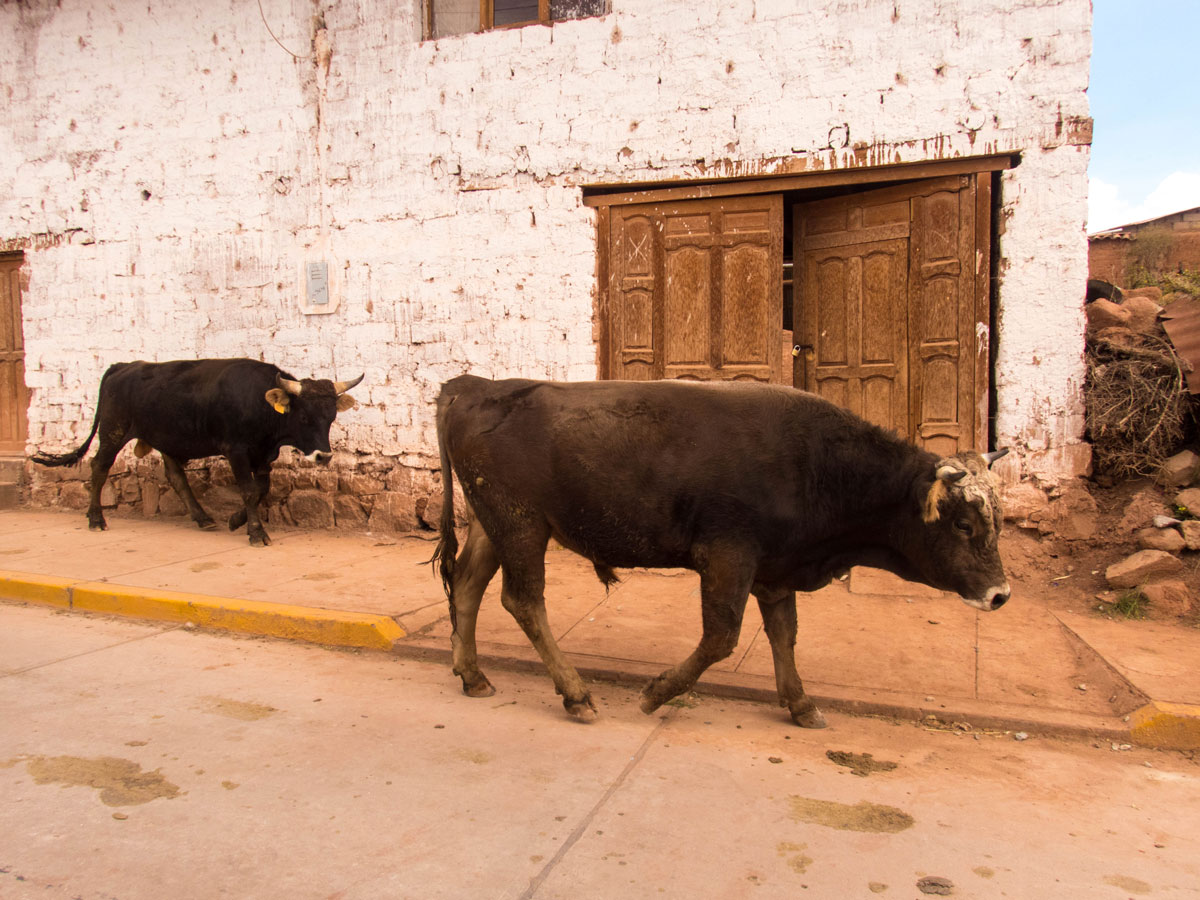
[272,402,288,414]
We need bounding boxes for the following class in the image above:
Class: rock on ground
[1140,580,1194,618]
[1106,549,1184,590]
[1135,526,1185,553]
[1159,450,1200,489]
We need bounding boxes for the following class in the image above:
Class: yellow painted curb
[0,570,75,608]
[1129,701,1200,750]
[70,582,407,651]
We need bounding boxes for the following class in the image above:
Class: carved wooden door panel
[796,196,911,436]
[794,175,985,452]
[908,177,984,457]
[606,195,783,383]
[0,255,28,454]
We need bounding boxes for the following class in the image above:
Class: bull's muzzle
[963,583,1011,612]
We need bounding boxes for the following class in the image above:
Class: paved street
[3,602,1199,899]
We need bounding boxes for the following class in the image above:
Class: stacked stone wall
[28,456,444,535]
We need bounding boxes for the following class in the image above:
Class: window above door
[425,0,608,39]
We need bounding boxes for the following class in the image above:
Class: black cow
[434,375,1009,727]
[32,358,362,546]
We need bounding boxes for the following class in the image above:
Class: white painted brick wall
[2,0,1091,482]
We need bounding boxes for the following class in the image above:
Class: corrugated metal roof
[1160,297,1200,394]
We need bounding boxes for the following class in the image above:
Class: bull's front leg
[752,583,827,729]
[227,465,271,534]
[228,454,271,546]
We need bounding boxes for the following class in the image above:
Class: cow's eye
[954,519,973,536]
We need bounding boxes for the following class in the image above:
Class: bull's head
[912,448,1010,612]
[264,373,363,463]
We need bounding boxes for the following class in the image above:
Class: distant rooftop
[1090,206,1200,239]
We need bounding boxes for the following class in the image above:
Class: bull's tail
[429,391,459,603]
[30,368,111,468]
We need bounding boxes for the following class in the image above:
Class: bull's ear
[265,388,291,414]
[336,393,357,412]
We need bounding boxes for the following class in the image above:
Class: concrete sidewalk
[2,508,1198,748]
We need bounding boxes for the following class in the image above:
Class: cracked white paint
[1,0,1091,482]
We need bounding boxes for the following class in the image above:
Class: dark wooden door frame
[0,252,29,455]
[584,153,1015,208]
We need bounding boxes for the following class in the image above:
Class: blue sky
[1087,0,1200,232]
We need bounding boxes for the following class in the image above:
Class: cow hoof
[249,532,272,547]
[638,676,673,714]
[564,697,598,722]
[196,518,217,531]
[461,677,496,698]
[638,693,663,715]
[791,705,828,729]
[88,520,107,532]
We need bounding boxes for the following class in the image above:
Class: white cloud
[1088,171,1200,233]
[1141,171,1200,220]
[1087,177,1127,233]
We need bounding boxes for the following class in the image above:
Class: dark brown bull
[32,358,362,546]
[434,374,1009,728]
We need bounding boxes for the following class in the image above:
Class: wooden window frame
[483,0,551,31]
[425,0,550,38]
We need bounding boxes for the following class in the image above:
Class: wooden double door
[603,174,990,455]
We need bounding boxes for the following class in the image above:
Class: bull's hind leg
[85,431,129,531]
[640,544,755,714]
[161,454,216,530]
[753,584,827,729]
[497,537,596,722]
[449,515,501,698]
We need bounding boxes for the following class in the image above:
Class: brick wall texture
[1090,211,1200,285]
[1,0,1094,531]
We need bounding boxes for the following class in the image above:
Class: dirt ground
[1002,476,1200,628]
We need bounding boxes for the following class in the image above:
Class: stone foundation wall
[26,456,444,535]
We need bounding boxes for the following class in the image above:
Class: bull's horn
[935,463,968,483]
[983,448,1010,467]
[333,373,364,395]
[276,374,303,396]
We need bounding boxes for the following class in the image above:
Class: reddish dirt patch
[1003,477,1200,627]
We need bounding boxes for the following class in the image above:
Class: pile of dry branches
[1086,331,1192,478]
